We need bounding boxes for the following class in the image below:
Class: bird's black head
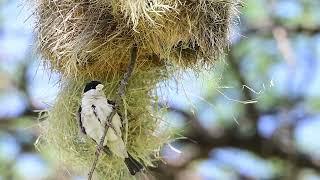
[83,81,102,93]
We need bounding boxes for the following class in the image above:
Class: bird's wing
[105,99,123,137]
[112,113,123,136]
[105,99,125,136]
[104,98,124,125]
[77,106,87,134]
[94,98,125,138]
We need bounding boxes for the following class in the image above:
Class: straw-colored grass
[34,0,240,78]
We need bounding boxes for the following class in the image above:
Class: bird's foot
[105,121,112,128]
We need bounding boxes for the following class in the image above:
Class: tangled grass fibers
[36,63,170,179]
[33,0,240,178]
[34,0,240,78]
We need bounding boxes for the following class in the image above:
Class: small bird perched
[77,80,143,175]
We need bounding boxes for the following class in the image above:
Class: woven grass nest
[33,0,240,179]
[35,0,240,78]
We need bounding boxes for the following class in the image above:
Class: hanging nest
[34,0,240,78]
[32,0,240,178]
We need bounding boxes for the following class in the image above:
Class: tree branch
[244,24,320,37]
[87,44,138,180]
[165,106,320,174]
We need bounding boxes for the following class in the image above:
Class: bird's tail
[124,153,144,175]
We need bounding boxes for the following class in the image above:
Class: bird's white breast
[81,92,127,158]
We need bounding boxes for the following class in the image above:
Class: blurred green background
[1,0,320,179]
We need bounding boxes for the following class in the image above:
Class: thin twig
[87,44,138,180]
[117,45,138,101]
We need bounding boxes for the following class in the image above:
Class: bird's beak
[96,84,104,91]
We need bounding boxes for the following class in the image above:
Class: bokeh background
[1,0,320,179]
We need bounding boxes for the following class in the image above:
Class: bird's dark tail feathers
[124,153,144,175]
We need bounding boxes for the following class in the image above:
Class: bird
[77,80,144,175]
